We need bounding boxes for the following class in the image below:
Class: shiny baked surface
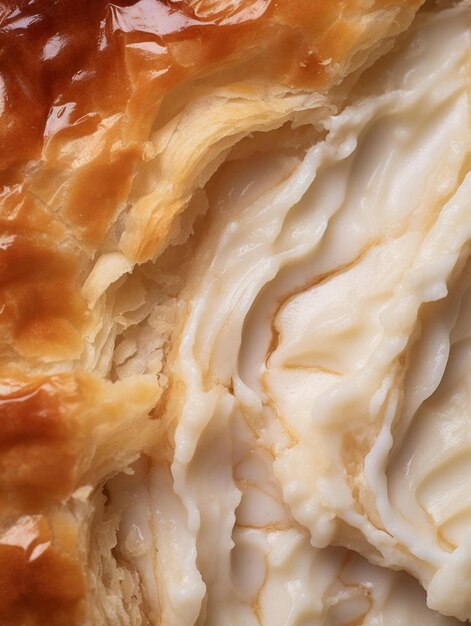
[2,1,471,625]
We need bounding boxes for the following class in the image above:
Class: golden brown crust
[0,0,423,361]
[0,371,160,507]
[0,513,86,626]
[0,376,87,515]
[0,376,87,625]
[0,1,426,624]
[0,0,403,176]
[0,372,159,625]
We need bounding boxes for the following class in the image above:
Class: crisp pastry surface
[1,1,471,625]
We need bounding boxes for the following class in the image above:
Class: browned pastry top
[1,0,393,177]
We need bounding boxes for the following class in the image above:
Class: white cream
[110,6,471,624]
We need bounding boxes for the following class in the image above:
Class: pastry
[1,1,470,624]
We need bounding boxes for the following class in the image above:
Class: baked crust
[0,1,425,624]
[0,372,159,624]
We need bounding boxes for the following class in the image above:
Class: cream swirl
[109,6,471,624]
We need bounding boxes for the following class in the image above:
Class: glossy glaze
[0,376,82,513]
[0,513,85,625]
[0,0,323,177]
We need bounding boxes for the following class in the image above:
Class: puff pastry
[1,1,470,625]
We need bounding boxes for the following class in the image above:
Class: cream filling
[109,6,471,625]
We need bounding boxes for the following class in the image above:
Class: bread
[1,1,470,625]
